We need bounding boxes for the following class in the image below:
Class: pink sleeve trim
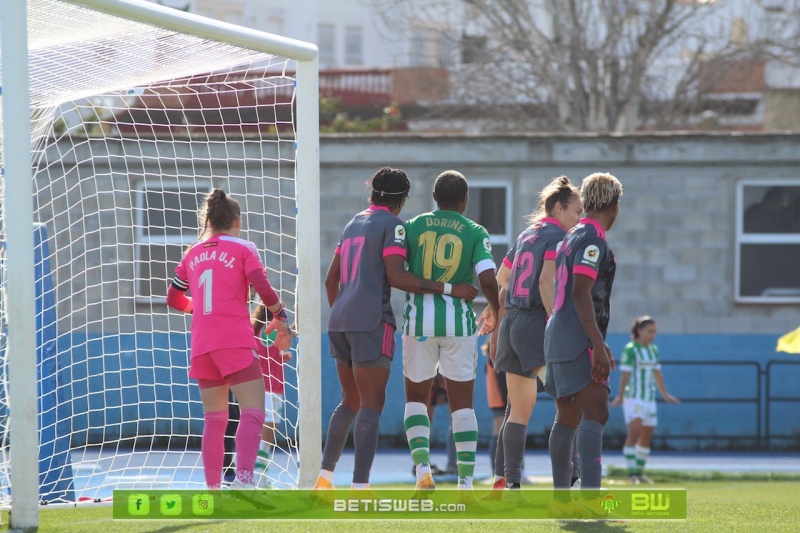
[543,250,557,261]
[247,269,280,307]
[573,265,598,280]
[334,245,341,256]
[383,246,407,258]
[502,257,513,269]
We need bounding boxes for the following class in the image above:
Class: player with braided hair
[314,167,478,491]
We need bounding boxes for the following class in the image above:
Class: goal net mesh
[0,0,304,504]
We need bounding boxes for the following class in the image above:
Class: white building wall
[160,0,404,69]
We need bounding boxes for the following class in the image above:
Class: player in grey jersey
[485,176,582,496]
[544,172,623,519]
[314,167,477,492]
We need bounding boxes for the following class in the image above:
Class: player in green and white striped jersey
[402,170,500,495]
[611,316,680,484]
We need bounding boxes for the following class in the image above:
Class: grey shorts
[494,309,547,378]
[544,348,610,400]
[329,320,395,368]
[335,352,392,369]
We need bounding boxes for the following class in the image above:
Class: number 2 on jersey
[418,231,463,281]
[511,251,534,298]
[339,236,365,283]
[198,269,213,315]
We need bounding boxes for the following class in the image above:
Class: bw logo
[632,493,670,511]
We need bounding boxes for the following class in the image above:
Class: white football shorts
[623,398,658,426]
[402,334,478,383]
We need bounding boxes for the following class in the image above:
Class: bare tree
[366,0,800,132]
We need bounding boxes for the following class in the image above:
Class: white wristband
[442,282,452,295]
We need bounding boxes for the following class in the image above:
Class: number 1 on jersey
[198,269,213,315]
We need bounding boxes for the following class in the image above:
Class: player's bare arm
[611,371,631,407]
[486,285,508,363]
[324,253,342,307]
[654,370,680,403]
[538,259,557,317]
[496,263,511,291]
[384,255,478,300]
[476,268,500,335]
[573,273,612,381]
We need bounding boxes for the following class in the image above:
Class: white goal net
[0,0,320,511]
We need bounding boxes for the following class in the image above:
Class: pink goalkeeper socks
[202,410,228,489]
[235,408,266,484]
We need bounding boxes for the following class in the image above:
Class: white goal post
[0,0,320,528]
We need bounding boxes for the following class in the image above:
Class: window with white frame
[344,25,363,65]
[735,180,800,303]
[134,182,208,302]
[462,182,512,276]
[317,23,336,67]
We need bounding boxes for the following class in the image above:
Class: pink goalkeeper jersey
[174,234,266,357]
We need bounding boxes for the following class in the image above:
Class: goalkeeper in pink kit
[167,188,291,490]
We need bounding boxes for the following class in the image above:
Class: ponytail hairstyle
[199,188,241,237]
[581,172,623,212]
[367,167,411,211]
[631,315,656,340]
[527,175,581,224]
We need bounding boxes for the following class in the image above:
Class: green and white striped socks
[635,445,650,474]
[452,408,477,489]
[404,402,431,477]
[624,445,638,475]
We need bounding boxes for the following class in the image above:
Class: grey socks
[548,422,576,490]
[320,404,356,472]
[502,421,527,484]
[352,407,381,484]
[576,419,604,489]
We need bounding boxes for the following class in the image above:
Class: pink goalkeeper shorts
[190,347,262,389]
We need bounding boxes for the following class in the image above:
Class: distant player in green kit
[611,315,680,484]
[402,170,500,494]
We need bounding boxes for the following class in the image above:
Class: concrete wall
[314,133,800,450]
[318,133,800,337]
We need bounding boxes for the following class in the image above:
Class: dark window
[134,184,207,301]
[736,182,800,302]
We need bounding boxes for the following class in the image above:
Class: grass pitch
[1,478,798,532]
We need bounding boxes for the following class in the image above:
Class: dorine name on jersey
[425,217,465,232]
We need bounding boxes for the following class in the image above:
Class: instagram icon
[192,494,215,516]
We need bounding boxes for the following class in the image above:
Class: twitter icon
[160,494,182,516]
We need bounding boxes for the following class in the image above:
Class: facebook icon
[128,494,150,515]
